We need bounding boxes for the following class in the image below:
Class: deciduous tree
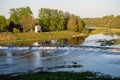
[38,8,64,32]
[0,15,7,32]
[9,6,34,32]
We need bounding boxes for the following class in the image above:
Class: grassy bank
[0,31,87,45]
[90,27,120,35]
[0,71,119,80]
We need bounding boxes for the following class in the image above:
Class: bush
[82,28,90,34]
[13,28,20,33]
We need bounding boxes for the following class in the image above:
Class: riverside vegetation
[1,7,120,44]
[0,71,119,80]
[0,31,88,45]
[0,6,87,44]
[0,6,120,80]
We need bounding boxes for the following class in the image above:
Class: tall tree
[76,16,84,32]
[9,8,20,25]
[67,14,77,31]
[64,12,70,30]
[9,6,34,32]
[28,16,36,32]
[38,8,50,31]
[20,15,36,32]
[0,15,7,32]
[67,14,85,32]
[38,8,64,31]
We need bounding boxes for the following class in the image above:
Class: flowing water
[0,33,120,77]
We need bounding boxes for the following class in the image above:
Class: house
[35,25,41,33]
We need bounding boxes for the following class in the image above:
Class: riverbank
[0,71,119,80]
[0,31,88,45]
[90,27,120,35]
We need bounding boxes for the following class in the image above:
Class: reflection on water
[6,52,13,65]
[32,51,42,68]
[32,36,86,47]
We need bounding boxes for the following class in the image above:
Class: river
[0,33,120,77]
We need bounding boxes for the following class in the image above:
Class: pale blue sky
[0,0,120,18]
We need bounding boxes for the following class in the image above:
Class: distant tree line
[83,15,120,28]
[0,6,85,33]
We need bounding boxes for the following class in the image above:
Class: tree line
[0,6,85,33]
[83,15,120,28]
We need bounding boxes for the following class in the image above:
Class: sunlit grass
[14,31,81,41]
[0,31,87,45]
[90,27,120,35]
[104,28,120,35]
[90,28,105,34]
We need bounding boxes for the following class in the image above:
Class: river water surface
[0,33,120,77]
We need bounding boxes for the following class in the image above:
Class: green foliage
[0,15,7,32]
[20,16,36,32]
[9,8,20,25]
[67,14,84,32]
[0,71,118,80]
[13,28,20,33]
[9,6,32,25]
[83,15,120,28]
[64,12,70,30]
[1,7,85,33]
[76,16,84,32]
[67,14,77,31]
[9,6,35,32]
[38,8,65,31]
[82,28,90,34]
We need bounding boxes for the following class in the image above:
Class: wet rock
[72,61,77,64]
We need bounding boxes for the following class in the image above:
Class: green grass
[0,31,88,45]
[90,27,120,35]
[0,71,119,80]
[90,28,105,34]
[104,28,120,35]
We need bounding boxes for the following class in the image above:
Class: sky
[0,0,120,18]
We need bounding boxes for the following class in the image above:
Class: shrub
[13,28,20,33]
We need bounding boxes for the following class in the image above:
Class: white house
[35,25,41,33]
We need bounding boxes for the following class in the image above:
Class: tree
[83,15,120,28]
[38,8,64,32]
[0,15,7,32]
[38,8,50,31]
[9,8,20,25]
[76,16,84,32]
[28,16,37,32]
[64,12,70,30]
[20,15,36,32]
[67,14,85,32]
[9,6,34,32]
[67,14,77,31]
[20,15,28,32]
